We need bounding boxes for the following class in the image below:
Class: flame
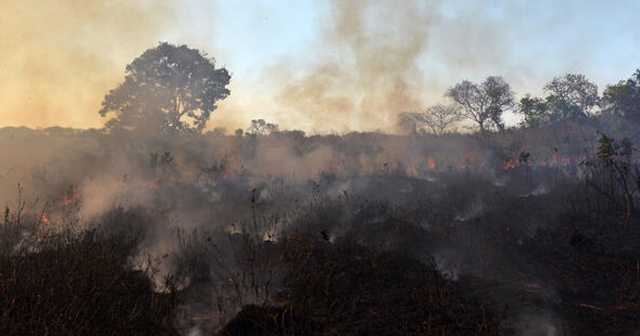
[40,211,50,225]
[502,160,519,170]
[427,156,436,170]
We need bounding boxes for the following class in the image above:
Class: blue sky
[2,0,639,132]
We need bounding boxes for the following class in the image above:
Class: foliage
[602,69,640,124]
[99,42,231,137]
[544,73,600,122]
[516,94,549,128]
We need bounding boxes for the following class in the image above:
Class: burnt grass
[2,128,640,334]
[0,211,180,335]
[3,170,640,336]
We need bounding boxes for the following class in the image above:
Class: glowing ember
[502,160,519,170]
[40,211,50,225]
[427,156,436,169]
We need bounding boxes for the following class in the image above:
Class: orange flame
[40,211,50,225]
[427,156,436,170]
[502,160,519,170]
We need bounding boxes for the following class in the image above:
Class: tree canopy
[99,42,231,137]
[516,94,549,128]
[543,73,599,122]
[603,69,640,124]
[446,76,514,133]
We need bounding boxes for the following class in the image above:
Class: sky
[1,0,639,134]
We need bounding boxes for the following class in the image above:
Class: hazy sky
[1,0,639,133]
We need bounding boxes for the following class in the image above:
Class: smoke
[3,1,636,134]
[274,0,433,133]
[0,0,174,129]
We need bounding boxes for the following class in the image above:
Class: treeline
[397,71,640,136]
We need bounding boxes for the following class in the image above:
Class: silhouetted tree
[99,42,231,137]
[446,76,514,133]
[397,111,422,135]
[544,73,599,122]
[247,119,279,136]
[517,94,549,128]
[602,69,640,124]
[423,104,463,136]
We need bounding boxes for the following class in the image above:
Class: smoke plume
[0,0,174,128]
[274,0,433,132]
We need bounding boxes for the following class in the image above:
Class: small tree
[99,42,231,137]
[247,119,279,136]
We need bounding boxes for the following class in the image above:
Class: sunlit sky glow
[1,0,639,133]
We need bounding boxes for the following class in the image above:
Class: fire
[427,156,436,170]
[40,211,50,225]
[502,160,519,170]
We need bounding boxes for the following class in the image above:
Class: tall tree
[446,76,514,132]
[602,69,640,124]
[543,73,599,122]
[99,42,231,137]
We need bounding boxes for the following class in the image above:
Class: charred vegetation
[2,120,640,335]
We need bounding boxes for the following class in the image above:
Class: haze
[1,0,638,133]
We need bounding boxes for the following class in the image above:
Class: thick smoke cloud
[0,0,174,128]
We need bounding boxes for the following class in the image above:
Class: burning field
[2,6,640,329]
[1,120,640,335]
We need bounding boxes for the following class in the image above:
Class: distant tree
[602,69,640,124]
[281,129,306,139]
[99,42,231,137]
[397,105,462,136]
[397,111,422,135]
[423,104,463,136]
[207,127,227,137]
[543,73,599,122]
[247,119,279,136]
[446,76,514,133]
[517,94,549,128]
